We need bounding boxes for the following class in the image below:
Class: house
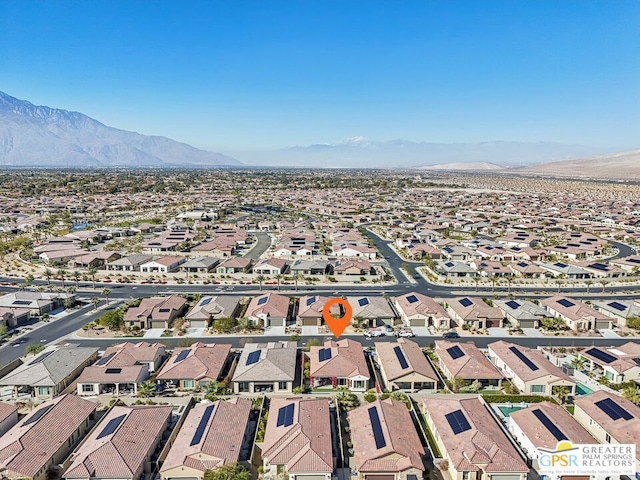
[541,295,612,331]
[394,292,451,329]
[290,259,329,275]
[577,260,626,278]
[231,341,297,393]
[573,390,640,472]
[375,338,438,391]
[178,256,219,273]
[76,342,165,396]
[262,397,333,480]
[610,255,640,273]
[447,297,505,329]
[0,402,18,436]
[63,405,173,480]
[333,243,377,259]
[435,340,503,388]
[296,295,339,326]
[422,395,529,480]
[537,261,591,278]
[0,395,97,480]
[333,258,375,276]
[346,295,396,328]
[487,341,575,396]
[0,306,30,328]
[244,293,290,328]
[508,401,596,472]
[441,245,475,261]
[106,254,153,271]
[184,295,241,328]
[39,248,86,265]
[576,342,640,384]
[160,398,253,480]
[69,251,122,269]
[139,255,187,273]
[436,260,477,278]
[252,257,288,275]
[508,261,546,278]
[593,299,640,328]
[0,346,98,399]
[156,342,232,390]
[494,299,548,329]
[309,339,370,391]
[123,295,187,330]
[215,256,252,273]
[349,398,425,480]
[0,291,74,316]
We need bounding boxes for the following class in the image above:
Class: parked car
[442,331,460,339]
[395,327,415,338]
[382,325,394,333]
[364,328,384,338]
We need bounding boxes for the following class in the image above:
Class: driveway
[487,327,510,337]
[143,328,166,339]
[184,327,205,337]
[599,329,621,339]
[523,328,544,338]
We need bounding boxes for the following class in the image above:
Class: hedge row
[481,394,558,404]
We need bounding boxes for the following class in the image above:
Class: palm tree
[91,297,100,310]
[622,386,640,405]
[102,288,111,306]
[294,273,303,292]
[274,273,283,291]
[585,279,593,294]
[87,266,97,289]
[72,270,81,289]
[554,279,563,293]
[490,276,498,294]
[505,274,514,294]
[552,385,570,404]
[24,273,34,289]
[256,274,265,292]
[472,276,481,292]
[137,380,156,398]
[43,268,53,287]
[57,268,67,288]
[599,279,610,293]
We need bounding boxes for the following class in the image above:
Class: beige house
[447,297,505,329]
[231,341,297,394]
[184,295,241,329]
[349,398,425,480]
[395,291,451,329]
[0,395,97,480]
[123,295,187,330]
[487,341,575,396]
[422,395,529,480]
[435,340,503,389]
[376,338,438,391]
[541,295,612,331]
[309,339,370,391]
[296,295,339,326]
[244,293,290,328]
[156,342,232,390]
[577,342,640,384]
[160,398,252,480]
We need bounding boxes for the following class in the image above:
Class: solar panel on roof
[633,357,640,366]
[318,348,332,362]
[276,403,294,427]
[200,297,212,306]
[459,298,473,307]
[445,409,472,435]
[358,298,369,307]
[406,294,418,304]
[96,414,127,439]
[393,345,409,369]
[509,346,539,371]
[174,349,190,363]
[445,262,455,268]
[505,300,520,310]
[368,406,387,448]
[554,262,568,268]
[246,350,261,365]
[447,345,465,360]
[532,408,567,441]
[105,368,122,374]
[608,301,627,312]
[28,350,54,365]
[23,404,53,426]
[557,299,575,308]
[190,405,215,445]
[595,398,633,421]
[96,353,114,366]
[588,263,608,271]
[257,296,268,306]
[627,258,640,264]
[585,348,616,364]
[12,300,31,305]
[517,262,528,267]
[306,296,316,306]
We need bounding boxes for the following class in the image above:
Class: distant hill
[0,91,239,167]
[522,150,640,180]
[420,162,505,171]
[241,136,613,168]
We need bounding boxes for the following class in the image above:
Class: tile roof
[185,295,241,321]
[435,340,503,380]
[160,398,251,474]
[395,292,449,319]
[123,295,186,322]
[488,340,573,383]
[376,338,438,382]
[245,293,290,319]
[541,295,610,322]
[0,402,17,423]
[156,342,231,381]
[309,339,369,379]
[232,341,297,383]
[578,342,640,374]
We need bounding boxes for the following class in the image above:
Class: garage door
[409,318,426,327]
[364,475,395,480]
[294,476,328,480]
[490,474,522,480]
[486,319,502,328]
[190,320,207,329]
[302,317,318,326]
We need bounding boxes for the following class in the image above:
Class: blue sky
[1,1,639,152]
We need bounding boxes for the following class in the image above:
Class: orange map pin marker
[323,298,352,339]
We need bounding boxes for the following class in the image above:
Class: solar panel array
[459,298,473,307]
[257,296,268,306]
[406,294,419,304]
[445,262,455,268]
[318,348,332,362]
[393,345,409,369]
[23,404,54,426]
[532,408,568,441]
[276,403,295,427]
[306,296,316,306]
[585,348,616,364]
[557,298,575,308]
[358,298,369,307]
[595,398,633,421]
[447,345,465,360]
[246,350,261,365]
[105,368,122,374]
[368,406,387,449]
[445,409,472,434]
[96,353,114,366]
[28,350,54,365]
[509,346,539,371]
[96,414,127,439]
[588,263,608,271]
[200,297,212,306]
[174,349,190,363]
[608,301,627,312]
[505,300,521,310]
[12,300,31,305]
[554,262,568,268]
[517,262,528,267]
[190,405,215,445]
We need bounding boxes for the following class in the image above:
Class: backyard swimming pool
[576,383,594,396]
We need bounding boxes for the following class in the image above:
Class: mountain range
[0,91,238,167]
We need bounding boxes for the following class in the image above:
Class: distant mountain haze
[0,91,239,167]
[521,149,640,180]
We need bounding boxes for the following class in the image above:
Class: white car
[395,328,415,338]
[364,329,384,338]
